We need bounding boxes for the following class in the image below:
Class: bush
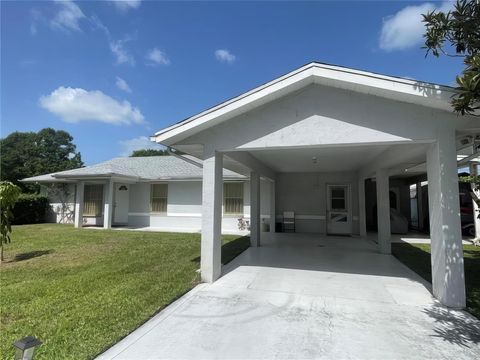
[12,194,50,225]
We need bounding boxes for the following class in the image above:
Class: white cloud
[145,48,170,66]
[110,39,135,66]
[90,14,111,37]
[116,76,132,93]
[379,1,453,51]
[50,0,86,32]
[30,9,42,35]
[215,49,236,63]
[111,0,142,12]
[39,86,144,125]
[119,136,164,156]
[30,23,38,35]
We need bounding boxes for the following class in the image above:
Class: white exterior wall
[127,180,250,233]
[41,183,76,224]
[260,178,271,232]
[179,84,453,153]
[275,172,360,234]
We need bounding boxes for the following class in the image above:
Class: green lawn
[392,243,480,319]
[0,224,250,360]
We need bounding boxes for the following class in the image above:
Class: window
[224,182,244,215]
[330,186,346,211]
[151,184,168,213]
[83,184,104,216]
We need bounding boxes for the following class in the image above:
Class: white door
[114,184,130,224]
[326,184,352,235]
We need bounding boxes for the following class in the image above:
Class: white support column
[269,180,276,233]
[103,180,114,229]
[358,177,367,237]
[417,182,424,231]
[427,129,466,308]
[250,171,260,247]
[74,181,84,228]
[376,169,391,254]
[470,163,480,240]
[201,151,223,283]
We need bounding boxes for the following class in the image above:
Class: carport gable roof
[21,156,245,183]
[152,61,457,146]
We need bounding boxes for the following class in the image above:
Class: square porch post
[201,151,223,283]
[376,169,391,254]
[74,181,84,228]
[269,180,276,233]
[250,171,260,247]
[103,180,114,229]
[358,177,367,237]
[417,182,425,231]
[427,129,466,308]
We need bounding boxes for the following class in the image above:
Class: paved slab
[97,234,480,360]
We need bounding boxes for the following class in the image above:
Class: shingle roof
[21,156,245,182]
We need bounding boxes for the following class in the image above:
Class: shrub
[12,194,50,225]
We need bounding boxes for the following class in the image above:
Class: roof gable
[153,62,456,146]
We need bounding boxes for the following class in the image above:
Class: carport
[97,232,480,360]
[152,62,479,308]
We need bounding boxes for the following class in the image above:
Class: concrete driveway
[97,233,480,360]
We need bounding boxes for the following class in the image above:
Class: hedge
[12,194,50,225]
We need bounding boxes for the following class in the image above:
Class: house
[22,155,258,234]
[150,62,479,309]
[24,62,479,310]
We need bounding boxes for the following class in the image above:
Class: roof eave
[53,174,140,181]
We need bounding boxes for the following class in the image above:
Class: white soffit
[153,62,455,146]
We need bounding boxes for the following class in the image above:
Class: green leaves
[0,128,83,192]
[130,148,169,157]
[422,0,480,116]
[0,181,21,246]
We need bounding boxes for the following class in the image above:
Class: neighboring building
[22,155,259,234]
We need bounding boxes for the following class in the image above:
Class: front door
[326,184,352,235]
[114,184,130,224]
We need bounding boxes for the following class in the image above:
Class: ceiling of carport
[248,143,429,174]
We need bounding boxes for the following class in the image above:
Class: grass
[392,242,480,319]
[0,224,250,360]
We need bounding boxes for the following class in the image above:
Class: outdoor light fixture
[312,156,317,164]
[13,336,42,360]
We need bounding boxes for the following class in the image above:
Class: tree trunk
[0,245,3,264]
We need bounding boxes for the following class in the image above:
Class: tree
[422,0,480,116]
[130,149,169,157]
[0,128,83,192]
[0,182,21,263]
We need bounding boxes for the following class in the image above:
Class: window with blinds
[224,182,244,215]
[83,184,104,216]
[151,184,168,213]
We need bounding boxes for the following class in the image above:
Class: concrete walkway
[97,234,480,360]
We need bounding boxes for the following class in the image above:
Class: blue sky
[1,0,463,165]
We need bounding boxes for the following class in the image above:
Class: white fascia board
[20,178,76,183]
[153,62,456,146]
[311,66,452,109]
[53,174,140,182]
[153,65,316,145]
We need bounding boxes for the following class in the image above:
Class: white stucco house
[22,155,259,234]
[24,62,479,310]
[150,62,479,309]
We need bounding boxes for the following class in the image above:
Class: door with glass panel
[326,184,352,235]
